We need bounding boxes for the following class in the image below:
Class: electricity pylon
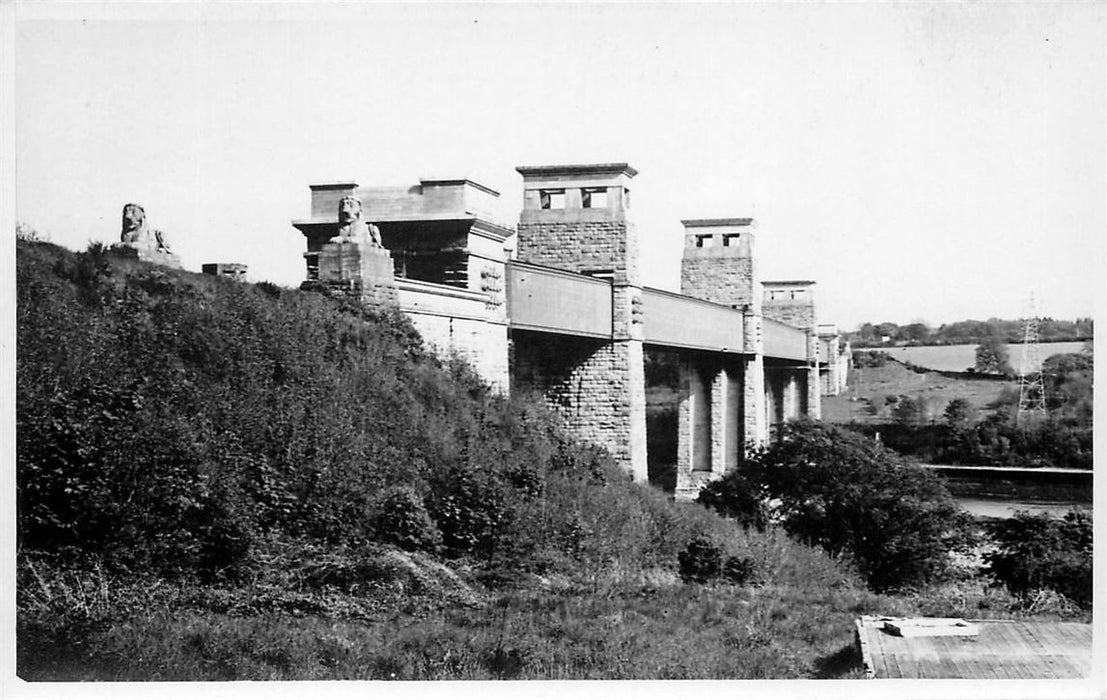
[1016,294,1047,426]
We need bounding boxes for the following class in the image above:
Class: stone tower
[762,280,816,329]
[511,163,647,481]
[680,218,759,312]
[763,280,820,421]
[675,219,767,498]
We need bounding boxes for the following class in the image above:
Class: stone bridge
[294,163,850,499]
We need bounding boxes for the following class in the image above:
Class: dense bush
[984,510,1092,608]
[678,538,722,583]
[697,420,976,591]
[372,487,442,553]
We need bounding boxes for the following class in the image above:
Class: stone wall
[681,256,756,308]
[762,299,815,328]
[511,331,646,480]
[405,313,509,393]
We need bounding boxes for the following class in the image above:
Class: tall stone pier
[510,163,647,481]
[674,218,766,499]
[763,280,821,429]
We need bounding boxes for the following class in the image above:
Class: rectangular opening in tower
[540,190,566,209]
[581,187,608,209]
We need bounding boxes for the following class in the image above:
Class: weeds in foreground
[19,579,885,680]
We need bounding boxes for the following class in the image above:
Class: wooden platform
[856,617,1093,679]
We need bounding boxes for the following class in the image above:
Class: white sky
[10,2,1105,330]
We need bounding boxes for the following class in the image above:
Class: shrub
[852,350,889,368]
[694,468,768,531]
[984,509,1092,608]
[698,420,976,591]
[373,488,441,553]
[678,538,722,584]
[892,396,922,425]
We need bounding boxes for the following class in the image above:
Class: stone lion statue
[119,203,173,253]
[120,203,147,243]
[330,195,382,247]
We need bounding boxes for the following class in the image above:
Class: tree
[902,322,931,344]
[943,398,977,428]
[974,337,1013,375]
[1041,353,1093,426]
[892,395,930,426]
[985,510,1092,608]
[697,421,976,591]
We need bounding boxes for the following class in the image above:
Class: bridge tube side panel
[506,262,613,338]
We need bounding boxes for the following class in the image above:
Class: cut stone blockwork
[762,279,816,329]
[680,218,758,310]
[111,203,182,269]
[512,163,647,481]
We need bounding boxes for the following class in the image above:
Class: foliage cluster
[984,510,1092,609]
[15,240,743,586]
[849,317,1093,348]
[852,352,1092,468]
[850,409,1092,470]
[697,421,977,592]
[851,349,892,368]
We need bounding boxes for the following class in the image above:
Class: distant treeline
[848,317,1093,348]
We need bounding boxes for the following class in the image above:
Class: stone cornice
[516,163,638,179]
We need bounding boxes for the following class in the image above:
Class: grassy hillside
[821,356,1014,424]
[15,239,1083,680]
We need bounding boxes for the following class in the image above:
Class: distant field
[882,341,1088,374]
[821,360,1014,425]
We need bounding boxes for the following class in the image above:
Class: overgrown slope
[16,239,757,582]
